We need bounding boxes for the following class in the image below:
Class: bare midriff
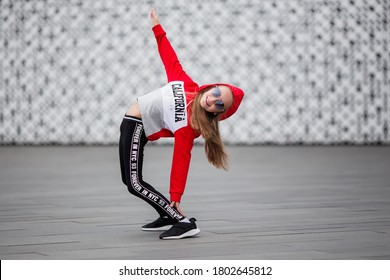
[126,101,142,118]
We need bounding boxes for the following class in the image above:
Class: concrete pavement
[1,145,390,259]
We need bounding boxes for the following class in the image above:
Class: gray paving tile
[1,146,390,259]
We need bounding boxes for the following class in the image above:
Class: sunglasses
[211,86,225,111]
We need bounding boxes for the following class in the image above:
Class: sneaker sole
[142,225,173,232]
[160,228,200,240]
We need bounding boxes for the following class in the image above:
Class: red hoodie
[142,24,244,202]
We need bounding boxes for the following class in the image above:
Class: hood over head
[197,83,245,121]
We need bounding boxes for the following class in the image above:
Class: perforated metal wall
[1,0,389,144]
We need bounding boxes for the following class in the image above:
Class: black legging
[119,115,184,222]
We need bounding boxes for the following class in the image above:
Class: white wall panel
[1,0,389,144]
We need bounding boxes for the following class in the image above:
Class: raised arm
[150,9,198,90]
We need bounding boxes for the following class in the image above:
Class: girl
[119,9,244,240]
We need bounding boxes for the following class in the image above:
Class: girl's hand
[150,8,160,27]
[170,201,185,216]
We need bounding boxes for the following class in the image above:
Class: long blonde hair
[189,89,229,170]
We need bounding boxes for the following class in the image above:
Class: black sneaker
[159,218,200,240]
[142,216,174,231]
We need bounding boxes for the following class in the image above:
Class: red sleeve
[152,24,198,91]
[169,126,197,202]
